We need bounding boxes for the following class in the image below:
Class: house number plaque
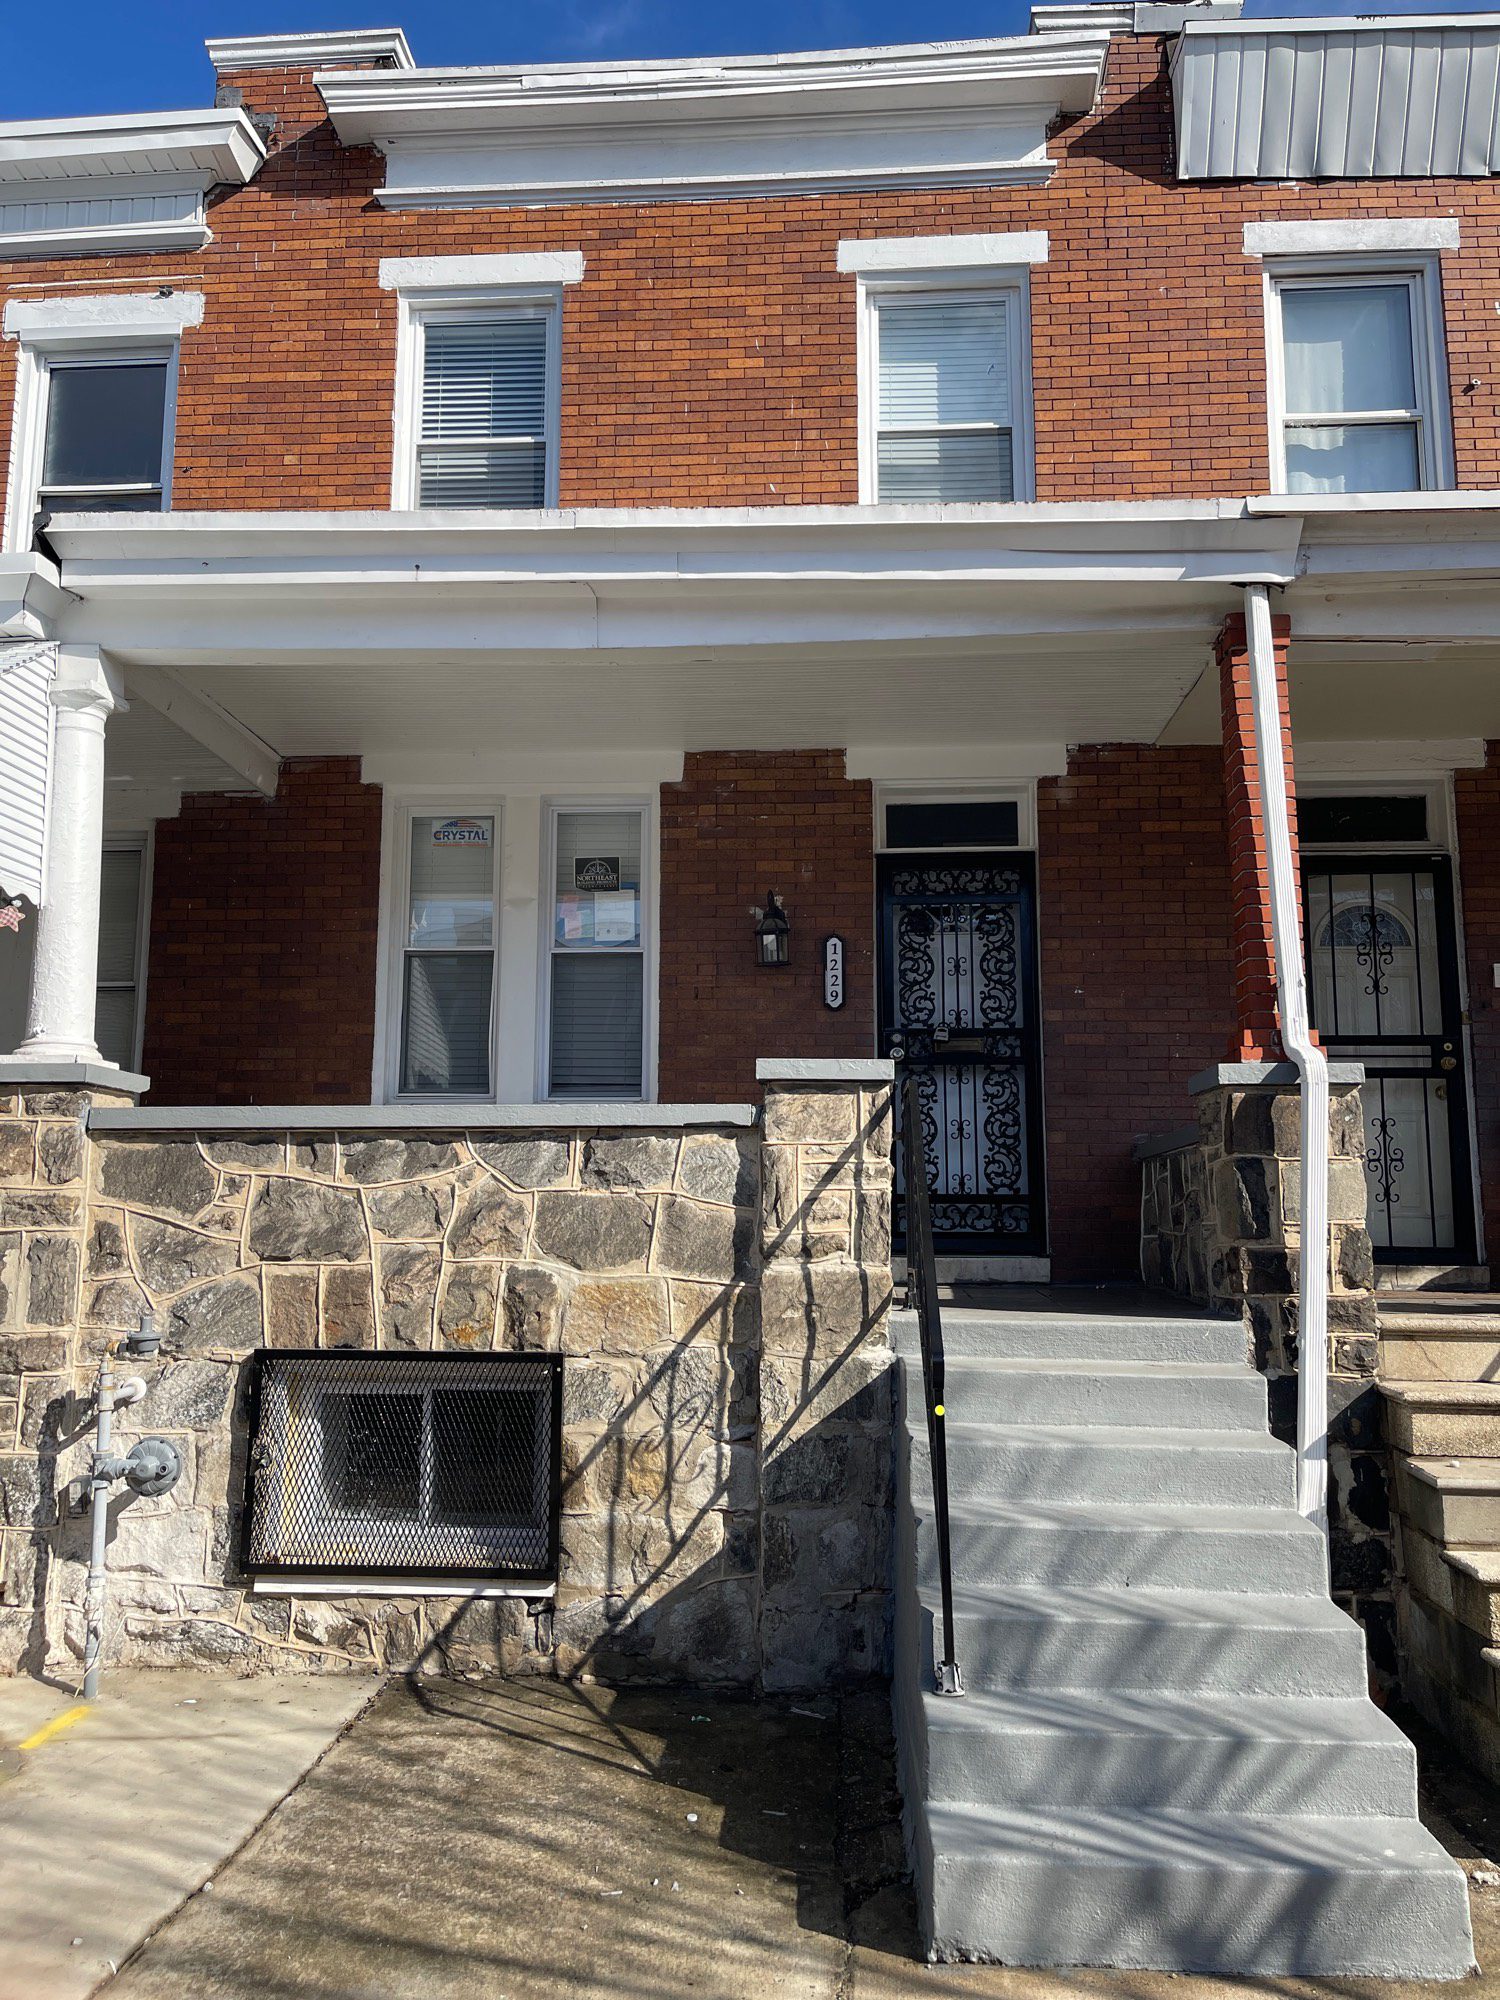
[823,935,845,1010]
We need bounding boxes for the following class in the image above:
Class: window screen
[548,808,645,1098]
[399,814,497,1096]
[1278,282,1426,495]
[1299,794,1430,846]
[243,1351,561,1581]
[875,294,1015,502]
[40,359,168,513]
[95,845,143,1069]
[417,315,549,508]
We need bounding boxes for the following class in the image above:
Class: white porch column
[15,646,127,1066]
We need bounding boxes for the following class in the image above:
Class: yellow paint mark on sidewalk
[18,1704,91,1752]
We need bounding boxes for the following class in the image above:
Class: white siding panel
[0,643,55,906]
[1173,21,1500,178]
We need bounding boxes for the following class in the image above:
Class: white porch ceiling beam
[121,661,280,796]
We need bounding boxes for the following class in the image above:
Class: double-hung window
[546,806,647,1100]
[410,304,556,509]
[37,354,172,517]
[1270,272,1445,494]
[868,289,1024,503]
[396,811,500,1097]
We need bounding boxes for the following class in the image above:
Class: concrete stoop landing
[891,1307,1477,1978]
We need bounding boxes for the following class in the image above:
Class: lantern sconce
[753,891,791,968]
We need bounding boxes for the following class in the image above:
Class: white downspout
[1242,582,1329,1536]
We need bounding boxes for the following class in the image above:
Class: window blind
[418,317,548,508]
[875,297,1014,503]
[399,815,497,1095]
[549,808,645,1098]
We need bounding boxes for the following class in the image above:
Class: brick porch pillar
[1216,610,1300,1060]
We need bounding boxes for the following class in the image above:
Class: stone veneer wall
[0,1068,894,1690]
[1139,1071,1394,1672]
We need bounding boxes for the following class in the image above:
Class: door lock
[1440,1055,1458,1071]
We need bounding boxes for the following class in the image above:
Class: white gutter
[1242,581,1329,1536]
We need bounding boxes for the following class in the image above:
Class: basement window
[242,1352,562,1582]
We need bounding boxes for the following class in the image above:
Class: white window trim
[1261,255,1453,498]
[390,283,564,511]
[97,831,153,1074]
[375,796,504,1105]
[875,782,1037,851]
[3,327,182,554]
[537,796,657,1105]
[855,270,1035,506]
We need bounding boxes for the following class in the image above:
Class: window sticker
[433,817,492,846]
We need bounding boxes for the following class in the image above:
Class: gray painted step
[921,1355,1268,1432]
[931,1583,1370,1696]
[915,1691,1418,1817]
[890,1308,1246,1366]
[923,1421,1295,1507]
[918,1804,1475,1977]
[916,1497,1328,1594]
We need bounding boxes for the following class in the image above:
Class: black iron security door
[879,853,1045,1255]
[1304,854,1475,1264]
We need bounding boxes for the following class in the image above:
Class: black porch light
[754,891,791,967]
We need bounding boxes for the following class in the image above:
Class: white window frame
[538,797,654,1105]
[856,271,1034,507]
[3,337,178,553]
[391,287,563,511]
[1262,257,1452,497]
[377,797,503,1104]
[96,831,152,1073]
[875,782,1037,852]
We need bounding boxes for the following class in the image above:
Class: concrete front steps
[893,1306,1475,1978]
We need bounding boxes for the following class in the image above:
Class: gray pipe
[82,1345,117,1701]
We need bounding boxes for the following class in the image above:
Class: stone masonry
[1139,1067,1393,1671]
[0,1066,894,1691]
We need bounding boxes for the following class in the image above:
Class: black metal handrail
[895,1055,964,1697]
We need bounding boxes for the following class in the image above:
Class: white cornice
[318,32,1108,206]
[0,107,265,186]
[207,28,414,72]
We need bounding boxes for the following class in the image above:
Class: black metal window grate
[242,1351,561,1581]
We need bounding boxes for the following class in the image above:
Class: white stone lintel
[837,230,1048,273]
[1243,218,1459,259]
[378,252,584,291]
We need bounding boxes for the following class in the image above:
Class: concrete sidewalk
[0,1670,373,2000]
[94,1676,1495,2000]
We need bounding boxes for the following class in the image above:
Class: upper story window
[413,307,555,509]
[869,289,1024,504]
[383,258,583,513]
[39,356,171,515]
[2,290,200,554]
[1268,271,1447,495]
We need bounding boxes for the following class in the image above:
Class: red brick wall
[6,38,1500,518]
[1039,746,1234,1282]
[1455,748,1500,1264]
[657,752,875,1101]
[141,757,382,1104]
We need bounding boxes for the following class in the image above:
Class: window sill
[250,1576,556,1600]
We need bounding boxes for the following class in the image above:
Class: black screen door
[1304,854,1475,1263]
[879,853,1045,1255]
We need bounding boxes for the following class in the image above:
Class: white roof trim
[1244,218,1459,258]
[0,107,264,187]
[3,291,205,342]
[378,252,584,291]
[207,28,414,72]
[838,231,1048,273]
[319,32,1107,208]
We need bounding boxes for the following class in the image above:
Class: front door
[878,853,1045,1255]
[1304,855,1476,1264]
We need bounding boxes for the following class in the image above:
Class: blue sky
[4,0,1497,119]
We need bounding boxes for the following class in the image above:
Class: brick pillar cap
[756,1058,894,1083]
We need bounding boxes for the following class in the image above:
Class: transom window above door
[1268,271,1448,494]
[866,288,1027,504]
